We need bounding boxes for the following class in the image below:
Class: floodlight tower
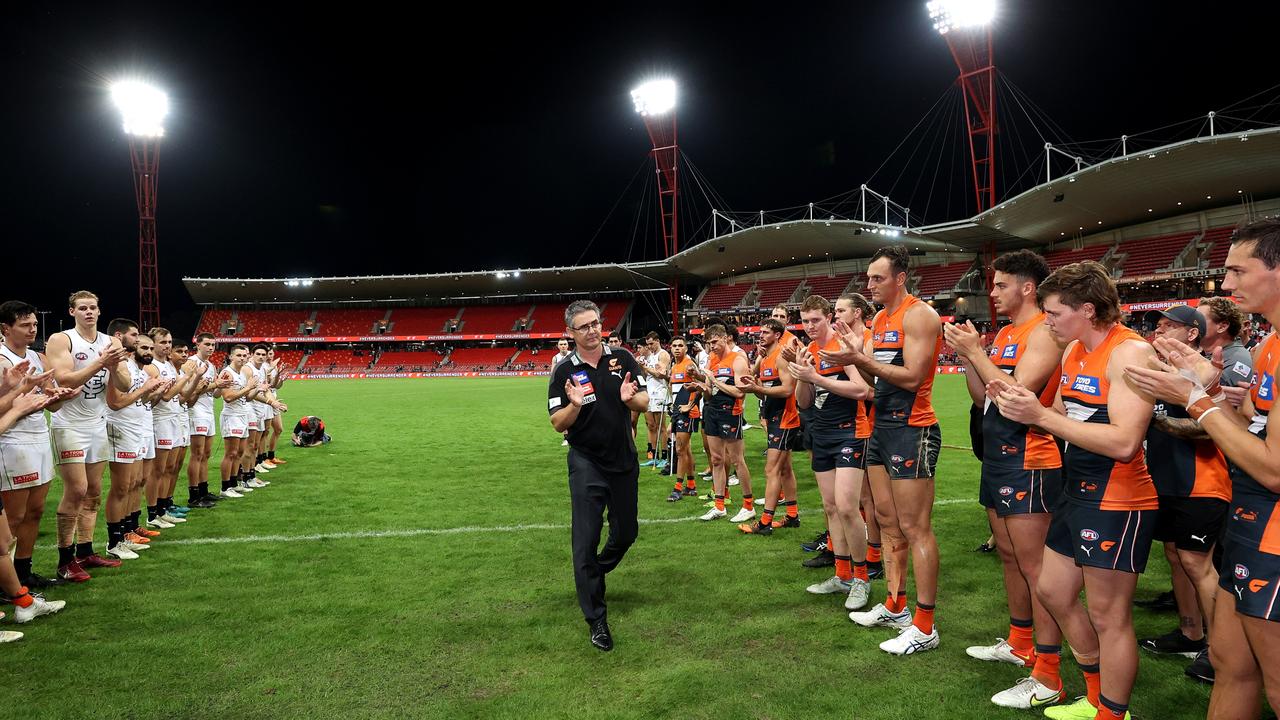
[928,0,999,322]
[928,0,998,214]
[632,79,681,333]
[111,81,168,331]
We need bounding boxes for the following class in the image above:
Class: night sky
[3,3,1274,334]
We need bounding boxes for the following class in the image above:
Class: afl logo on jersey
[998,486,1014,496]
[75,352,89,361]
[1235,564,1250,580]
[1072,375,1101,396]
[1080,529,1100,542]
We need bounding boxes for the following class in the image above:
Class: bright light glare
[631,79,677,116]
[111,81,169,137]
[927,0,996,34]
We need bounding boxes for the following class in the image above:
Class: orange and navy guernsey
[984,314,1062,470]
[1228,333,1280,555]
[669,356,700,413]
[1059,325,1158,511]
[804,336,859,431]
[870,295,942,428]
[1146,398,1230,502]
[855,327,875,439]
[758,343,800,430]
[704,349,746,417]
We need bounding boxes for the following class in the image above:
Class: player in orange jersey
[994,261,1157,720]
[947,250,1069,709]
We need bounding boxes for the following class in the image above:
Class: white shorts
[189,411,216,437]
[221,413,248,439]
[51,424,111,465]
[142,430,156,461]
[247,415,262,432]
[106,423,149,465]
[153,415,185,452]
[0,441,54,492]
[176,421,190,449]
[647,388,669,413]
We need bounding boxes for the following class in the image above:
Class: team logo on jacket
[1235,564,1251,580]
[1079,529,1099,542]
[1072,375,1101,396]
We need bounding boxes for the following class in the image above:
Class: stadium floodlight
[111,81,169,137]
[927,0,996,34]
[631,79,677,117]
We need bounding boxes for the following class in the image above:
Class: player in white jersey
[186,333,230,506]
[263,347,289,469]
[219,345,265,497]
[167,339,195,511]
[0,382,67,633]
[45,291,131,574]
[143,328,203,529]
[244,345,285,488]
[0,301,81,587]
[640,332,671,467]
[104,325,167,560]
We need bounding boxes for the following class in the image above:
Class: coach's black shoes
[1139,628,1205,658]
[589,617,613,652]
[1185,647,1214,684]
[802,550,835,568]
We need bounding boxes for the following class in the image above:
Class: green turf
[6,376,1211,719]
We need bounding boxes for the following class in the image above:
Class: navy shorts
[765,417,803,452]
[1046,499,1157,574]
[672,412,695,435]
[809,427,863,473]
[866,424,940,479]
[1219,535,1280,622]
[980,466,1063,517]
[1155,496,1228,553]
[703,410,743,441]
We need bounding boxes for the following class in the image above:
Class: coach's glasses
[571,320,602,333]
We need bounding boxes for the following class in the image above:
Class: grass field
[6,375,1212,719]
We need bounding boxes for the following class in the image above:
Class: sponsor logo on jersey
[1235,564,1251,580]
[1259,373,1274,402]
[117,452,138,460]
[1001,444,1020,455]
[882,331,900,343]
[195,426,209,433]
[1072,375,1101,396]
[571,371,595,396]
[1080,529,1100,542]
[13,472,38,485]
[1001,344,1018,359]
[1235,507,1258,522]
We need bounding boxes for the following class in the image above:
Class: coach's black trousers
[567,449,639,623]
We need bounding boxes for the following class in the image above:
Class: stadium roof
[185,127,1280,305]
[183,261,693,305]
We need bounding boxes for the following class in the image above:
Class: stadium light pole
[928,0,999,322]
[632,79,681,334]
[111,80,168,331]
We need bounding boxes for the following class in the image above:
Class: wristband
[1186,396,1218,422]
[1193,406,1221,424]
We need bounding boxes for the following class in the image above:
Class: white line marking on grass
[51,498,977,549]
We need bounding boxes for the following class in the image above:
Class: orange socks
[852,561,869,582]
[866,542,882,563]
[912,603,935,635]
[742,495,754,511]
[1080,661,1101,708]
[785,501,798,518]
[834,555,853,582]
[1008,618,1035,663]
[885,592,907,614]
[1031,644,1062,690]
[761,508,775,526]
[714,495,725,512]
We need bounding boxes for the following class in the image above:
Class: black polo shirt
[548,345,643,474]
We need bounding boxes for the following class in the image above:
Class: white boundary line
[42,497,978,549]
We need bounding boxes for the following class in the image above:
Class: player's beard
[135,352,153,365]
